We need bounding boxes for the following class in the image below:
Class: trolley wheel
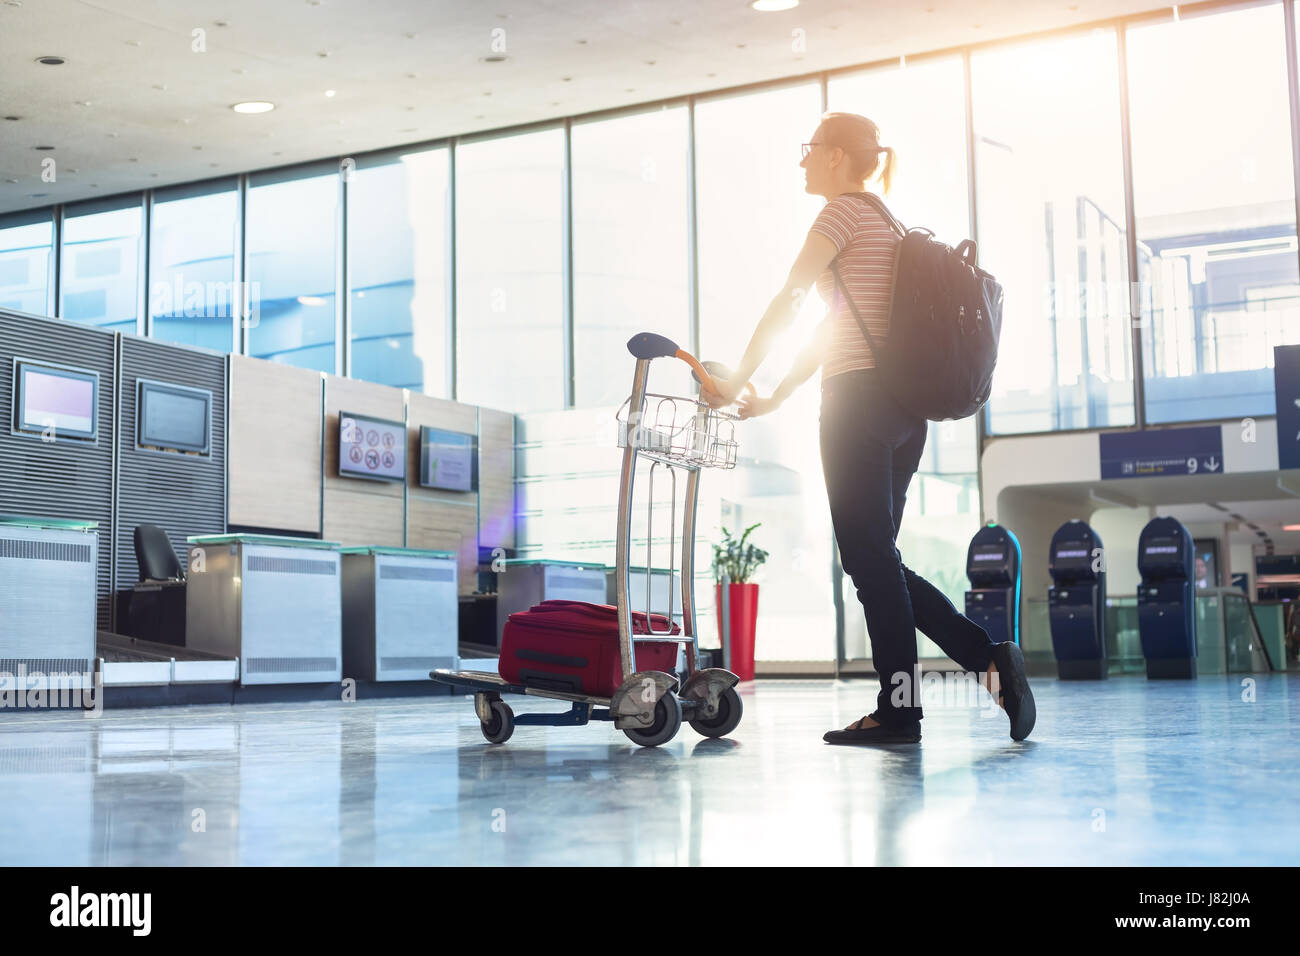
[623,691,682,748]
[689,686,743,739]
[481,700,514,745]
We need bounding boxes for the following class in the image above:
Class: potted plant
[711,523,768,681]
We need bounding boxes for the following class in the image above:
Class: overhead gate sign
[1099,426,1224,480]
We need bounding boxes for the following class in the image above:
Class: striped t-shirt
[809,192,899,380]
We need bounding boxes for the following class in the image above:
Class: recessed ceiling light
[297,295,327,307]
[751,0,799,10]
[36,55,66,65]
[480,54,508,63]
[1284,524,1300,532]
[3,115,19,121]
[324,89,336,97]
[232,101,275,113]
[30,193,48,198]
[33,145,54,150]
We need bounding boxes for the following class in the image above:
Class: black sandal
[991,642,1036,741]
[824,712,921,745]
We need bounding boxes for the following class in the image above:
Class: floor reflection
[0,675,1296,865]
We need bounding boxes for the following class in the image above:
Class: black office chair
[135,524,183,581]
[121,524,187,645]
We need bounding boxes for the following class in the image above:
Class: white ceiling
[0,0,1171,215]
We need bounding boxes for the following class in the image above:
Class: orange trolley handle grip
[625,332,754,402]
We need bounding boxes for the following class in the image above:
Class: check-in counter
[340,546,458,681]
[496,558,609,637]
[0,514,99,691]
[184,534,343,686]
[606,565,683,624]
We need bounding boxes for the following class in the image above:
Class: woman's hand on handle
[701,377,741,409]
[736,392,781,420]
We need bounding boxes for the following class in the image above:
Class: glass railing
[1025,589,1275,675]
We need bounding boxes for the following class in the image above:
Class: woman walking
[701,111,1035,745]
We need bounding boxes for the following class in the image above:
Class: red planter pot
[714,582,759,681]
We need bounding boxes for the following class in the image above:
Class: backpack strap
[829,192,900,364]
[844,191,907,238]
[829,259,881,362]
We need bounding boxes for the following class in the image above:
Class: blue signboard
[1099,426,1224,479]
[1276,344,1300,470]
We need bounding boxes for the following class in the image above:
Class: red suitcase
[498,600,681,697]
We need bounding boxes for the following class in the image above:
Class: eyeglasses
[801,142,822,159]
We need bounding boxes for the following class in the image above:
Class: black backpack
[829,192,1003,422]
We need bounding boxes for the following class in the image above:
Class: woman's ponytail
[819,111,897,194]
[879,145,896,196]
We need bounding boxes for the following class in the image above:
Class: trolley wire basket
[615,392,740,469]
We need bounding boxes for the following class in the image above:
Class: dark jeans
[819,368,998,726]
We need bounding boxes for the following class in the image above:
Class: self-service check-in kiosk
[965,523,1022,645]
[1137,516,1196,679]
[1048,520,1107,680]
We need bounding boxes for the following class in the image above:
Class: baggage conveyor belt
[95,632,239,687]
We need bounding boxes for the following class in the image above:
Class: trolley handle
[625,332,756,403]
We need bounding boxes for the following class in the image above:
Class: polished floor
[1,674,1297,866]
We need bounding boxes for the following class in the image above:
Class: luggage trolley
[429,331,748,748]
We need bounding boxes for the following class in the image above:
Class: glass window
[1128,3,1300,423]
[246,168,339,373]
[572,107,691,407]
[972,29,1134,434]
[830,59,981,660]
[695,83,835,661]
[348,148,450,395]
[828,56,971,245]
[61,199,142,333]
[149,181,238,351]
[0,212,53,315]
[455,128,565,413]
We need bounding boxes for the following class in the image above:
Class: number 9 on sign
[1187,456,1197,474]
